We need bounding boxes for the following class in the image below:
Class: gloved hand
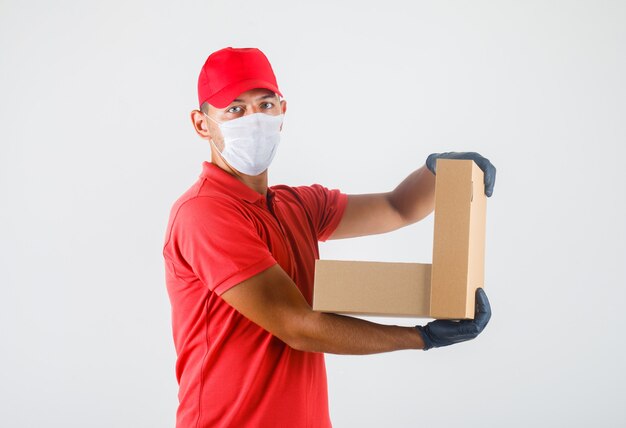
[426,152,496,197]
[415,288,491,350]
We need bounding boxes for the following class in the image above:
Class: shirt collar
[200,161,273,204]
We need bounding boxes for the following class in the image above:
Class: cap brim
[205,79,283,108]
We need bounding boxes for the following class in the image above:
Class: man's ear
[279,100,287,131]
[190,109,211,139]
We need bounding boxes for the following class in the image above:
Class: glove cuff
[415,325,434,351]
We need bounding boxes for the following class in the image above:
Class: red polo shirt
[163,161,348,428]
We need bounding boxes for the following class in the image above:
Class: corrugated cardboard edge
[466,161,487,316]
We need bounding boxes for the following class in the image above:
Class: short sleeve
[292,184,348,242]
[168,197,277,295]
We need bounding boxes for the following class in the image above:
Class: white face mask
[205,112,284,176]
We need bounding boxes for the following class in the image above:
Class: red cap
[197,47,282,109]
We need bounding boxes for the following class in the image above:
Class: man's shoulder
[272,183,327,195]
[170,179,240,217]
[272,183,334,204]
[163,178,248,249]
[167,177,248,231]
[169,177,205,215]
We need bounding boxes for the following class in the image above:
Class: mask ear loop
[209,138,222,153]
[203,113,225,157]
[203,112,222,126]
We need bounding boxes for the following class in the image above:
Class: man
[163,47,496,428]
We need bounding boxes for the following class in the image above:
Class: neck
[210,146,269,196]
[238,170,269,197]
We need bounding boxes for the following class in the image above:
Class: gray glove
[426,152,496,197]
[416,288,491,350]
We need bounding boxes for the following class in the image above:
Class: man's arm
[328,152,496,240]
[221,264,426,354]
[221,263,490,354]
[221,153,495,353]
[329,165,435,240]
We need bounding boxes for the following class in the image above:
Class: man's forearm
[387,165,436,225]
[289,310,425,354]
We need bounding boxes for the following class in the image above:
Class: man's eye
[227,106,243,113]
[261,102,274,109]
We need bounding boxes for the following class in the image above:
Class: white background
[1,1,625,427]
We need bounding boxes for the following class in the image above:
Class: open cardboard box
[313,159,487,319]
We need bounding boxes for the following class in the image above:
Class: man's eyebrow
[231,93,278,103]
[258,94,278,100]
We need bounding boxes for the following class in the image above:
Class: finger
[474,288,492,330]
[426,153,438,174]
[483,164,496,197]
[473,156,496,197]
